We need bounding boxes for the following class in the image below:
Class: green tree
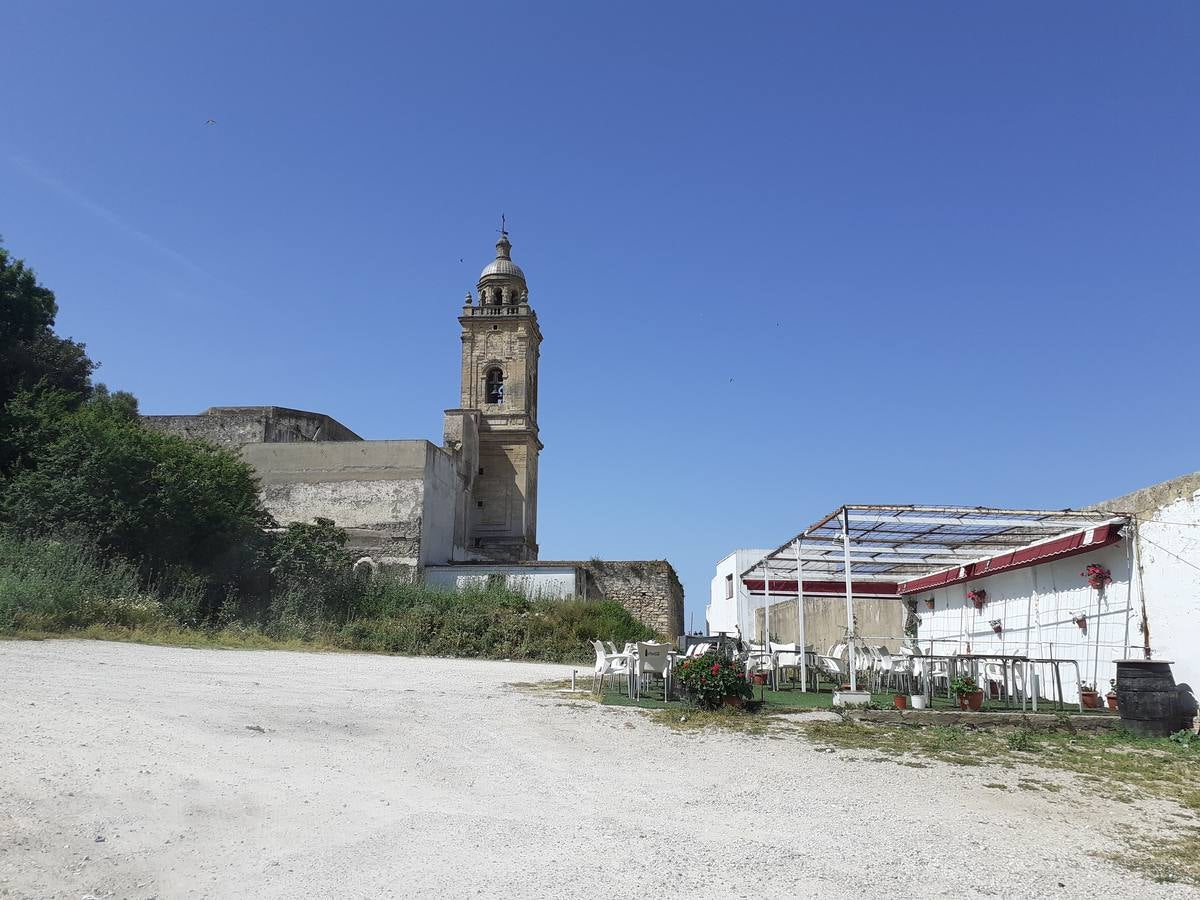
[0,390,274,593]
[0,245,95,473]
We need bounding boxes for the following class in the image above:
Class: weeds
[0,534,656,664]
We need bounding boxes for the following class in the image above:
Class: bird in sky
[205,119,217,126]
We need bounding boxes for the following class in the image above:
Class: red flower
[711,663,721,675]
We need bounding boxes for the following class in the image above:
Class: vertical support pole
[795,539,807,691]
[1122,522,1133,662]
[841,507,857,692]
[764,574,771,645]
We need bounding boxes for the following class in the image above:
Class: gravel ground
[1,639,1195,899]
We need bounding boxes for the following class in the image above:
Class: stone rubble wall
[580,560,685,640]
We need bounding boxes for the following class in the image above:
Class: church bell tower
[456,227,542,561]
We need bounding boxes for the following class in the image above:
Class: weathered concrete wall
[143,406,361,451]
[753,596,905,652]
[421,448,459,568]
[241,440,434,567]
[424,564,581,600]
[581,561,685,640]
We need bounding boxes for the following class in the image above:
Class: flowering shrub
[675,651,753,710]
[1081,563,1112,590]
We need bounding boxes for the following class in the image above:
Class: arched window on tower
[485,367,505,405]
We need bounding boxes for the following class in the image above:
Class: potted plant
[893,693,908,710]
[967,589,987,611]
[951,674,984,711]
[909,693,928,709]
[924,597,935,611]
[1072,613,1087,631]
[1105,679,1118,711]
[675,651,753,710]
[989,619,1003,636]
[1081,563,1112,591]
[1080,682,1102,709]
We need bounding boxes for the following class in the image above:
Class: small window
[476,501,484,508]
[485,367,505,405]
[725,573,734,599]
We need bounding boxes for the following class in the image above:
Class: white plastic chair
[633,641,672,700]
[771,642,804,689]
[590,640,628,694]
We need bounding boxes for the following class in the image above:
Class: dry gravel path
[1,639,1195,899]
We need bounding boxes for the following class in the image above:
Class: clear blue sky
[4,3,1198,631]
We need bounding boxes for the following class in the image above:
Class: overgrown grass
[0,533,656,664]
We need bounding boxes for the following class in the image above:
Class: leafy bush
[950,674,980,695]
[674,651,753,710]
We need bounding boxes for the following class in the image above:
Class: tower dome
[475,228,528,307]
[477,231,526,286]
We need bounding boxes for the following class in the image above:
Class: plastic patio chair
[633,642,672,700]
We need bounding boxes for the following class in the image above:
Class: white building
[707,549,769,637]
[729,471,1200,699]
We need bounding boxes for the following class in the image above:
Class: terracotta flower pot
[893,694,908,710]
[751,673,769,686]
[723,695,744,709]
[1106,692,1118,711]
[1080,690,1102,709]
[924,599,935,610]
[957,690,984,712]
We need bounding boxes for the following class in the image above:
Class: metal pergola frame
[740,504,1128,692]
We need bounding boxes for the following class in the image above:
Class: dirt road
[0,640,1193,899]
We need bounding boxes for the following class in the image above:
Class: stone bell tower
[454,227,542,561]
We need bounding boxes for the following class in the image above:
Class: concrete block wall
[752,596,906,653]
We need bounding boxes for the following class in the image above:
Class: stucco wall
[915,541,1135,702]
[707,549,769,637]
[1092,471,1200,693]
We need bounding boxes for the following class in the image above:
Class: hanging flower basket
[989,619,1003,635]
[924,597,935,610]
[1081,563,1112,591]
[1072,614,1087,630]
[967,589,987,611]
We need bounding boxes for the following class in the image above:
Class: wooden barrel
[1115,660,1180,737]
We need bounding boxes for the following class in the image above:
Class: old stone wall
[581,560,685,640]
[142,406,361,451]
